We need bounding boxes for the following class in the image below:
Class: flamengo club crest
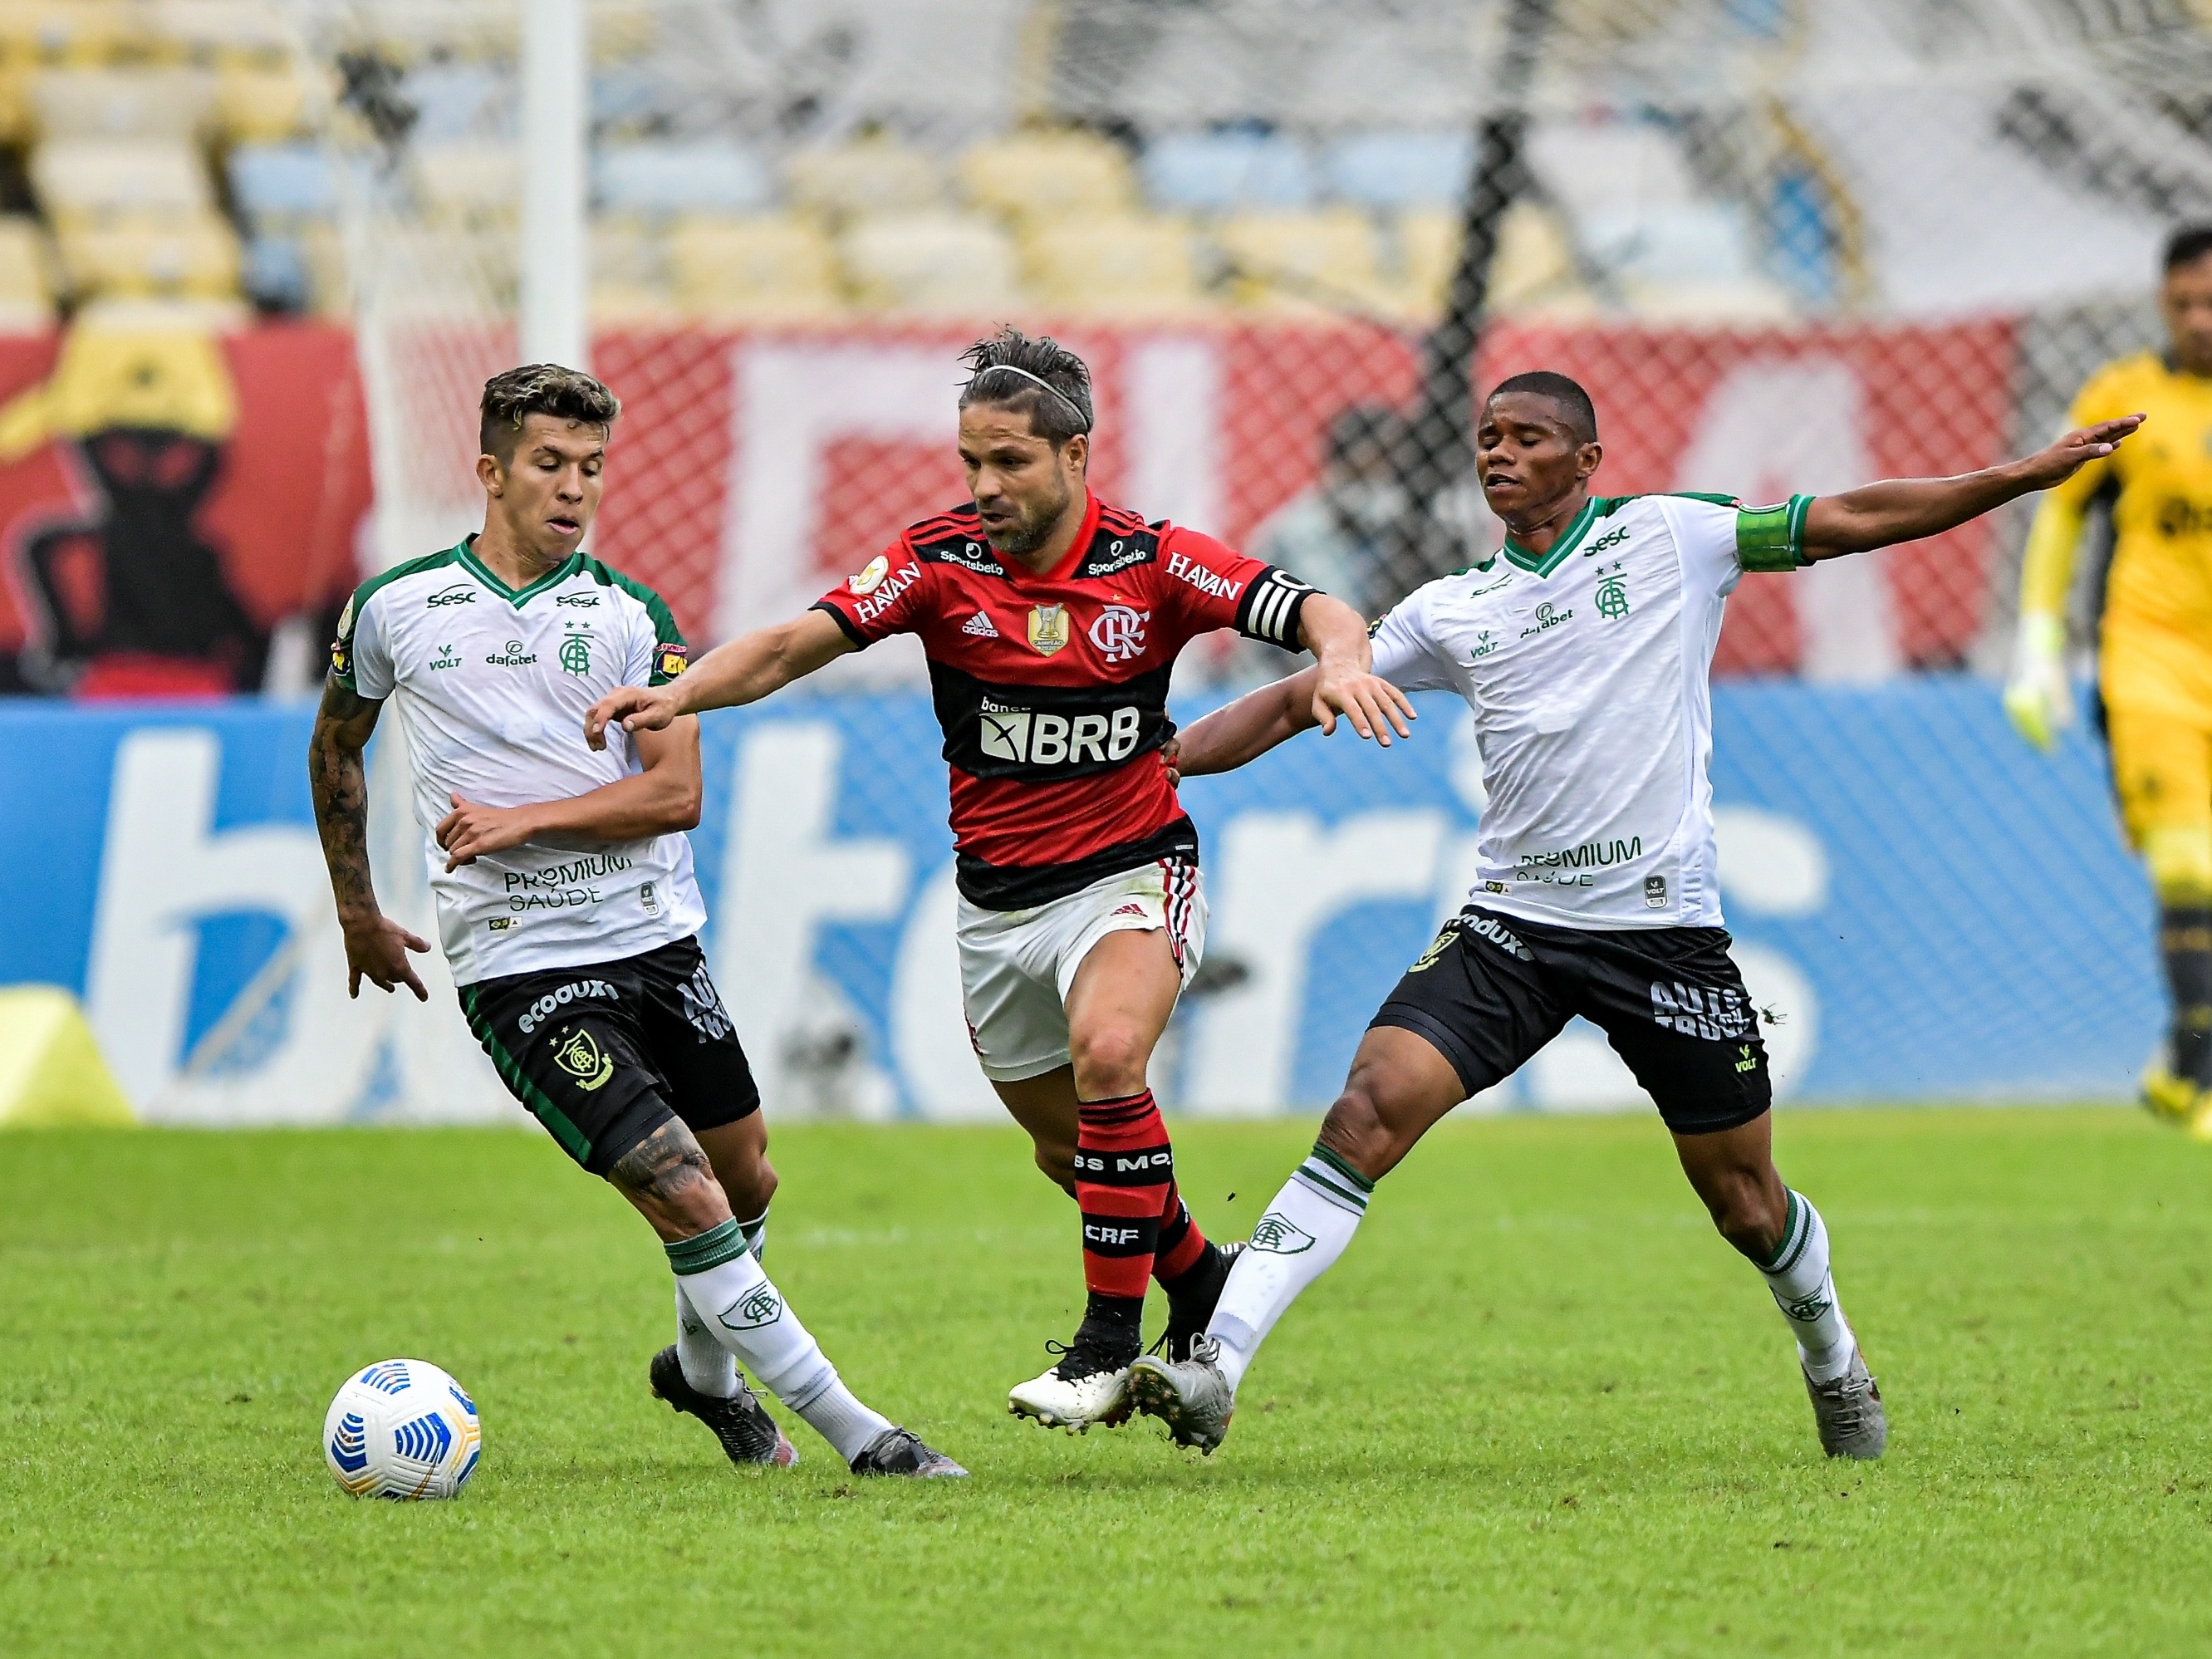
[1027,603,1070,656]
[1088,604,1149,664]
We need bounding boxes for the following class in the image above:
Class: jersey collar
[456,534,584,607]
[997,489,1101,587]
[1500,496,1600,577]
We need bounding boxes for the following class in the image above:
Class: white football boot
[1008,1333,1135,1433]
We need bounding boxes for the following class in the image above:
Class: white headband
[972,363,1092,432]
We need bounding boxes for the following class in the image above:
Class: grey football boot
[1126,1333,1236,1454]
[649,1345,798,1468]
[849,1426,969,1478]
[1803,1347,1887,1459]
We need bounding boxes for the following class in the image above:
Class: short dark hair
[479,363,620,463]
[957,326,1094,446]
[1487,371,1598,445]
[2165,224,2212,273]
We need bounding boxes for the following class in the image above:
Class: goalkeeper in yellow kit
[2007,225,2212,1130]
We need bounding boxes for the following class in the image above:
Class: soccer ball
[322,1358,482,1499]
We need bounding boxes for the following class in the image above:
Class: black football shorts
[1370,906,1773,1135]
[458,935,760,1176]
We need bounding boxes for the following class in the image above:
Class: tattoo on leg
[610,1119,717,1211]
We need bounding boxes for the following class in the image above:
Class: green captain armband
[1735,494,1815,572]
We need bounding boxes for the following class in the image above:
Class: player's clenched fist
[585,684,679,750]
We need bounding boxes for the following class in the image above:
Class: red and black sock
[1073,1090,1174,1352]
[1155,1180,1232,1342]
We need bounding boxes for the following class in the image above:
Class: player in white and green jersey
[309,364,960,1479]
[1126,370,2142,1461]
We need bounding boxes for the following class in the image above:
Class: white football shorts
[955,857,1207,1083]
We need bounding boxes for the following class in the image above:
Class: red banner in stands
[0,316,2012,693]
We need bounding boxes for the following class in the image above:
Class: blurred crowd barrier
[0,683,2155,1125]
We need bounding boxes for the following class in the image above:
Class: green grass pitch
[5,1107,2212,1657]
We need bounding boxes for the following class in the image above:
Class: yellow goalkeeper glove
[2002,611,2073,752]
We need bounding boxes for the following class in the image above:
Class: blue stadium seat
[1140,130,1314,211]
[403,66,503,141]
[228,143,332,221]
[242,234,310,312]
[595,142,772,216]
[1322,130,1472,208]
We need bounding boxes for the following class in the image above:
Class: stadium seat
[1322,130,1473,209]
[665,213,842,318]
[240,229,306,310]
[1020,213,1209,317]
[0,4,136,68]
[0,214,55,329]
[840,210,1019,314]
[413,141,518,222]
[56,210,242,300]
[403,63,503,141]
[32,67,215,140]
[1214,207,1388,312]
[1395,200,1587,316]
[152,1,293,68]
[786,141,944,221]
[213,65,308,141]
[33,139,212,221]
[228,141,331,223]
[1141,129,1314,211]
[958,130,1135,224]
[595,141,772,217]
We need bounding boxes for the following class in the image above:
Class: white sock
[674,1279,738,1398]
[666,1220,894,1463]
[1759,1190,1858,1383]
[1204,1148,1372,1395]
[738,1205,769,1267]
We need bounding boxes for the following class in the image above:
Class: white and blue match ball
[322,1358,482,1499]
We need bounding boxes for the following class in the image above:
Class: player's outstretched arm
[1171,666,1326,780]
[307,676,429,1000]
[436,719,704,871]
[1798,415,2143,560]
[1297,594,1416,743]
[584,608,855,750]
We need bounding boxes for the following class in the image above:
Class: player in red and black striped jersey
[588,328,1413,1435]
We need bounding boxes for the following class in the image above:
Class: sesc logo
[1249,1212,1317,1254]
[978,702,1142,766]
[426,584,476,608]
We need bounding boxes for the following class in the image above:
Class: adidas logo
[1110,902,1146,918]
[961,611,999,638]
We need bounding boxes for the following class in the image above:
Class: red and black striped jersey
[812,490,1315,908]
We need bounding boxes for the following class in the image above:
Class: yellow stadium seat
[0,986,135,1128]
[0,4,138,69]
[34,138,212,222]
[1021,213,1210,317]
[1395,200,1587,317]
[840,210,1019,314]
[33,66,215,140]
[786,140,944,221]
[1214,207,1390,312]
[666,213,842,319]
[213,65,308,141]
[0,214,55,328]
[413,141,517,222]
[56,209,241,299]
[959,130,1136,225]
[154,0,292,69]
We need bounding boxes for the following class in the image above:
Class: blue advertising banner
[0,680,2156,1122]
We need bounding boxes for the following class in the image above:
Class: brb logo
[1088,604,1150,663]
[978,699,1143,766]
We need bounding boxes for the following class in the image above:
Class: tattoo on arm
[308,676,385,920]
[609,1117,718,1210]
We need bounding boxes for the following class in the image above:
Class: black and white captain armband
[1235,567,1317,648]
[1734,493,1816,572]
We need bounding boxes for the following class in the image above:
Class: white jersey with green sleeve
[331,536,708,984]
[1367,492,1812,930]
